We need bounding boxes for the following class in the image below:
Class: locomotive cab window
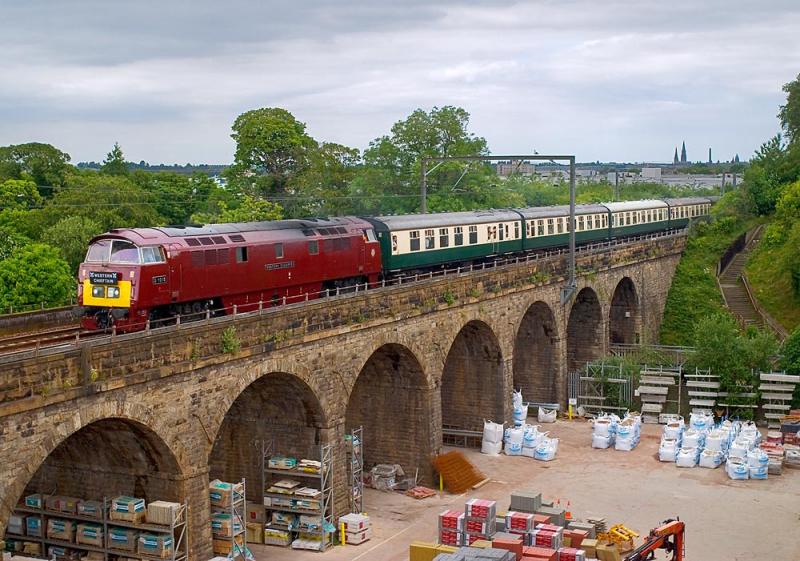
[141,247,165,264]
[365,229,377,242]
[110,240,140,264]
[409,231,420,251]
[236,247,248,263]
[454,227,463,246]
[86,240,111,262]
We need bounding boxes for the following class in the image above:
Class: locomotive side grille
[186,238,201,246]
[229,234,245,242]
[212,236,226,244]
[191,251,204,266]
[199,237,214,246]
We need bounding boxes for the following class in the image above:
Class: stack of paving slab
[432,546,516,561]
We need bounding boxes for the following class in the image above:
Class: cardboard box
[246,523,263,545]
[137,533,174,558]
[22,542,42,556]
[46,519,76,543]
[596,543,621,561]
[24,495,44,509]
[7,515,23,536]
[77,501,103,520]
[212,535,243,556]
[110,497,146,523]
[25,517,42,538]
[263,526,291,547]
[345,526,373,545]
[210,513,242,538]
[107,527,138,552]
[339,513,370,532]
[209,480,242,508]
[45,496,79,515]
[76,523,103,547]
[581,538,598,558]
[246,502,265,524]
[146,501,180,526]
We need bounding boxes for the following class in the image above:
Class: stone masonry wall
[0,235,685,559]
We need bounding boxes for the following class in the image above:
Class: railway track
[0,325,90,355]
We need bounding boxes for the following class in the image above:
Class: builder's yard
[253,420,800,561]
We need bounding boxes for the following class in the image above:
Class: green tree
[0,243,74,311]
[290,142,361,216]
[101,142,129,176]
[0,142,71,189]
[192,195,283,224]
[361,105,493,213]
[40,172,161,232]
[0,179,42,209]
[0,226,30,261]
[742,135,800,215]
[44,216,103,272]
[227,108,316,197]
[779,73,800,144]
[131,171,216,224]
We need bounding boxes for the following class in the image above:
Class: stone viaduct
[0,233,685,559]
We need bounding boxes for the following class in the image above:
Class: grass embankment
[745,229,800,332]
[659,216,756,346]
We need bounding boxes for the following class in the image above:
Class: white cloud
[0,0,798,163]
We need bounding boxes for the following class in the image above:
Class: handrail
[741,271,789,341]
[0,229,688,360]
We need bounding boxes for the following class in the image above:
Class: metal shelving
[759,372,800,429]
[346,427,364,514]
[8,498,187,561]
[638,365,682,423]
[210,479,246,561]
[260,442,333,552]
[684,368,719,415]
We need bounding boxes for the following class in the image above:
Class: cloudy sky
[1,0,798,164]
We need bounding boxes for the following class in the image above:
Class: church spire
[673,147,679,165]
[680,141,687,164]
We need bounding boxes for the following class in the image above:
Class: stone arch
[441,320,505,432]
[2,401,188,526]
[566,287,604,373]
[513,301,559,403]
[346,343,434,481]
[209,371,327,490]
[609,276,640,345]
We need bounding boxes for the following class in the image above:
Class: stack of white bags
[512,390,528,428]
[481,420,504,455]
[590,412,640,451]
[658,414,767,480]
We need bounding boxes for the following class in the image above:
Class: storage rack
[7,497,187,561]
[211,479,246,561]
[684,368,719,415]
[637,365,681,423]
[260,442,333,552]
[759,372,800,429]
[346,427,364,514]
[576,362,633,415]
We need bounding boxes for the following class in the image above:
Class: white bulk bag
[705,430,725,452]
[523,426,543,448]
[482,420,504,444]
[726,458,749,480]
[699,449,723,469]
[592,418,613,437]
[512,390,524,409]
[663,421,684,440]
[675,447,699,467]
[746,449,769,468]
[683,429,703,449]
[513,405,529,427]
[592,434,613,449]
[505,426,524,445]
[614,435,638,451]
[534,438,558,461]
[481,439,503,455]
[504,441,522,456]
[538,407,556,423]
[689,412,712,431]
[659,438,678,462]
[749,465,768,480]
[729,439,748,459]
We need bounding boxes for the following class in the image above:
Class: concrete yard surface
[251,420,800,561]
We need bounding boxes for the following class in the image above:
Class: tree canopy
[0,142,71,189]
[101,142,130,176]
[0,243,74,311]
[779,73,800,144]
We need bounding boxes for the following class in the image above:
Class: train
[77,197,713,331]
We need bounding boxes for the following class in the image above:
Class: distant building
[641,167,662,180]
[680,141,687,164]
[708,148,712,164]
[673,148,679,165]
[496,160,536,177]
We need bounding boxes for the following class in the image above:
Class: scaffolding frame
[346,427,364,514]
[570,362,633,415]
[261,441,333,552]
[211,479,246,561]
[638,364,682,423]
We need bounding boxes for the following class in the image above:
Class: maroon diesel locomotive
[78,217,382,331]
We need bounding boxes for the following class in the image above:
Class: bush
[221,327,241,354]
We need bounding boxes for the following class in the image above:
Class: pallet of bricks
[339,513,372,545]
[413,491,616,561]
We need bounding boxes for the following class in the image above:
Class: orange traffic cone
[565,501,572,520]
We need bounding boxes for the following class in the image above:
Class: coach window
[454,227,464,246]
[547,219,554,235]
[468,225,478,244]
[537,220,544,236]
[505,224,510,239]
[410,231,420,251]
[526,222,532,237]
[308,240,319,255]
[499,225,505,241]
[514,222,519,239]
[274,243,284,259]
[425,229,435,249]
[439,228,449,248]
[236,247,248,263]
[577,216,584,231]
